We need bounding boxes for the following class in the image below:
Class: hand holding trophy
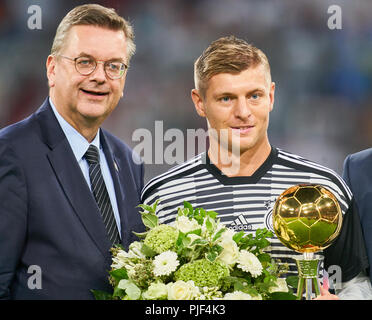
[272,184,343,300]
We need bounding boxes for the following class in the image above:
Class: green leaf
[176,231,185,248]
[182,236,191,247]
[141,243,157,257]
[190,238,208,247]
[206,251,217,262]
[198,208,206,217]
[141,212,158,229]
[177,207,185,217]
[91,289,113,300]
[112,286,126,298]
[109,268,128,282]
[206,244,223,262]
[186,228,201,237]
[269,292,297,300]
[258,253,271,264]
[286,275,299,289]
[212,228,226,242]
[205,217,214,233]
[137,200,160,229]
[233,231,245,244]
[132,230,148,238]
[207,211,218,219]
[137,203,154,212]
[222,276,249,292]
[112,243,125,250]
[179,247,193,259]
[231,278,249,291]
[139,199,160,211]
[183,201,194,215]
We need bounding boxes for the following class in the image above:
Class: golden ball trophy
[272,184,342,300]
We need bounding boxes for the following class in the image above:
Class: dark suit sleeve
[0,140,28,299]
[323,199,369,282]
[342,155,352,188]
[136,159,143,196]
[323,154,370,282]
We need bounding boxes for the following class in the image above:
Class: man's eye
[220,96,231,102]
[108,63,120,71]
[78,58,93,66]
[251,94,259,99]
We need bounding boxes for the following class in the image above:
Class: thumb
[319,285,330,296]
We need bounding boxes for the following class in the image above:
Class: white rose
[251,293,263,300]
[223,291,252,300]
[218,227,236,242]
[176,216,200,233]
[167,280,200,300]
[269,278,289,293]
[217,239,240,266]
[142,282,168,300]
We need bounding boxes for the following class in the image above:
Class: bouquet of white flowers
[92,201,297,300]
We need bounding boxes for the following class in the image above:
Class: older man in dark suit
[343,149,372,287]
[0,4,145,299]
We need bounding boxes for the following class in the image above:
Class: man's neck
[208,140,272,177]
[49,96,100,143]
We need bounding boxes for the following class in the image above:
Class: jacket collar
[35,98,117,259]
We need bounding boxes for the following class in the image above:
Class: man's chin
[228,137,255,153]
[77,103,110,119]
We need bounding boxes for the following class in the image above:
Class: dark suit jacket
[343,148,372,283]
[0,98,145,299]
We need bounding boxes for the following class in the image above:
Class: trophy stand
[295,252,323,300]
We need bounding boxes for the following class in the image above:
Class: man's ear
[46,55,56,88]
[269,81,275,112]
[191,89,206,118]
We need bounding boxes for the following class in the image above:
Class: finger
[319,284,330,296]
[313,294,340,300]
[322,275,329,291]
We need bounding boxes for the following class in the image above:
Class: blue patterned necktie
[84,145,120,246]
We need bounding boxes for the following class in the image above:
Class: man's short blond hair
[194,36,271,97]
[51,4,135,64]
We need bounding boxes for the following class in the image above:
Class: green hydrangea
[174,259,229,289]
[144,225,178,254]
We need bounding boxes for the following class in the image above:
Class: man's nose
[234,97,251,119]
[89,61,107,82]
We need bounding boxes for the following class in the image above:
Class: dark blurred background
[1,0,371,183]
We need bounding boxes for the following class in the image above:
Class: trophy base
[295,253,323,300]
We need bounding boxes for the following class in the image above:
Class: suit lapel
[36,99,112,259]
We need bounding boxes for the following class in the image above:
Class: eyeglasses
[57,55,128,80]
